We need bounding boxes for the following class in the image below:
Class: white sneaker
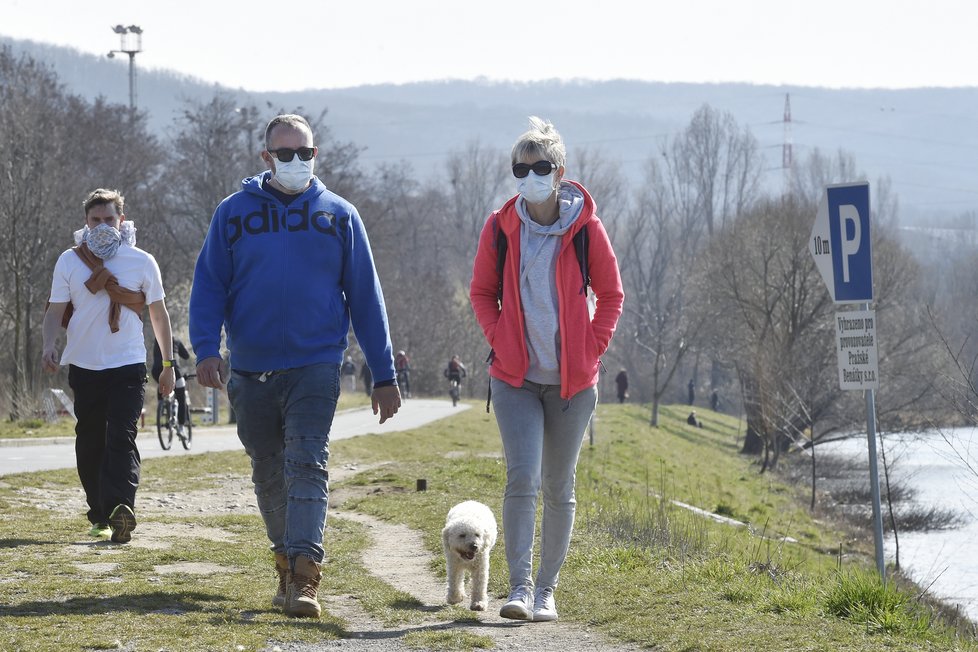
[499,584,533,620]
[532,586,558,622]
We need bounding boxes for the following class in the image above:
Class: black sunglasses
[268,147,316,162]
[512,160,556,178]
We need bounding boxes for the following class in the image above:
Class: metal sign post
[862,324,885,581]
[811,182,885,580]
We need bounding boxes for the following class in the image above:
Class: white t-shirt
[49,245,165,371]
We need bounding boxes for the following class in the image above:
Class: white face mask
[517,171,556,204]
[273,157,315,192]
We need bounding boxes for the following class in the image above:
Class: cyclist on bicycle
[444,355,466,384]
[152,337,191,435]
[395,350,411,399]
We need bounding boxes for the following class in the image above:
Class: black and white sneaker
[109,504,137,543]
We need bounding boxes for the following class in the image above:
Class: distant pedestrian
[341,356,357,392]
[615,368,629,403]
[687,379,695,405]
[687,410,702,427]
[361,363,373,396]
[710,389,720,412]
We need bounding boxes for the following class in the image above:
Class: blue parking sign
[827,183,872,303]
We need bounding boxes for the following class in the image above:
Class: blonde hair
[83,188,124,216]
[511,116,566,168]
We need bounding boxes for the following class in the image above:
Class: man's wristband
[162,359,176,368]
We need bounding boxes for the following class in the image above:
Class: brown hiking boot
[272,552,289,608]
[285,555,322,618]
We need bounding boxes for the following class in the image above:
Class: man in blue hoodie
[189,114,400,618]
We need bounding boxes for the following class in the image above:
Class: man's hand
[41,302,68,374]
[197,357,227,389]
[158,367,176,396]
[372,385,402,424]
[41,347,60,374]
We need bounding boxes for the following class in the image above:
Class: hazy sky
[3,0,977,92]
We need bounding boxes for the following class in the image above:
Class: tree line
[2,46,974,472]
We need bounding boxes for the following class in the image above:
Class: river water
[820,427,978,621]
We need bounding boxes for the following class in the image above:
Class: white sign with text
[836,309,880,390]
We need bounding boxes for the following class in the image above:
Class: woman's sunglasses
[268,147,316,162]
[512,160,556,178]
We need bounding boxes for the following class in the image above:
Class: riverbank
[814,428,978,623]
[0,403,973,650]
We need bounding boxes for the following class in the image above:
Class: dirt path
[273,464,645,652]
[15,461,644,651]
[294,504,645,652]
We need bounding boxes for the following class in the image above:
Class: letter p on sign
[839,204,861,283]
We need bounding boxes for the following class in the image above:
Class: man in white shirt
[42,188,176,544]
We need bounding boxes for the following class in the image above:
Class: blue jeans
[227,363,340,563]
[490,377,597,590]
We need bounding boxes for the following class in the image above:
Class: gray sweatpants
[490,377,597,590]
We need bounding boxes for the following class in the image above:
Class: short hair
[264,114,314,148]
[511,116,566,168]
[83,188,124,216]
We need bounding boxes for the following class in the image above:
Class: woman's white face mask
[517,171,556,204]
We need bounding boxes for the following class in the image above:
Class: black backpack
[485,218,591,411]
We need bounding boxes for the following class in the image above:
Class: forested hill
[6,35,978,222]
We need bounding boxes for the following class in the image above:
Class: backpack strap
[494,219,508,303]
[572,224,590,294]
[489,214,506,412]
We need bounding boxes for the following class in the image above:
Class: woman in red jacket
[469,116,624,622]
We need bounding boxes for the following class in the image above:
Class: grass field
[0,401,974,651]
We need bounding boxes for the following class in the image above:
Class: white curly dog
[442,500,497,611]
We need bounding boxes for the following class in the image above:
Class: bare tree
[571,146,629,242]
[676,104,762,236]
[615,105,762,423]
[700,196,836,470]
[618,157,706,424]
[0,48,163,417]
[444,141,509,269]
[0,48,72,416]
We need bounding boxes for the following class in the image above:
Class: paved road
[0,399,470,477]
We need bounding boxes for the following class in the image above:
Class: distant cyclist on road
[444,355,466,406]
[152,337,192,435]
[395,350,412,398]
[445,355,466,385]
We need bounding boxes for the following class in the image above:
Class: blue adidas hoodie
[189,172,395,383]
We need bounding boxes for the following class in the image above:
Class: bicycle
[449,377,460,407]
[396,368,411,399]
[157,373,195,450]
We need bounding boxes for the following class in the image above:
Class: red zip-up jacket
[469,181,624,400]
